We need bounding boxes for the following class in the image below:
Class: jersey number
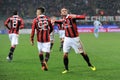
[13,18,18,28]
[38,20,48,30]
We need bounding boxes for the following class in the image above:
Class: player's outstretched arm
[69,14,85,19]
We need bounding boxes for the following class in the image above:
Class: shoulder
[6,17,11,20]
[45,16,51,20]
[45,16,51,22]
[7,16,13,20]
[32,18,37,23]
[45,15,49,18]
[19,17,24,21]
[94,20,98,23]
[96,20,100,23]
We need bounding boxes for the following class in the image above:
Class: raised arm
[69,14,85,19]
[51,16,63,24]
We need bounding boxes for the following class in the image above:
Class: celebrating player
[93,18,102,38]
[53,8,96,73]
[4,10,24,61]
[30,7,53,71]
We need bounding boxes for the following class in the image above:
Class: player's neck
[62,15,67,19]
[13,15,18,17]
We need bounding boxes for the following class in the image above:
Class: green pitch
[0,33,120,80]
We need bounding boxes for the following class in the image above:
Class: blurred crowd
[0,0,120,29]
[0,0,120,19]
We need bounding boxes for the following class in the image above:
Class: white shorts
[59,30,65,38]
[9,34,19,46]
[63,37,84,54]
[37,42,50,53]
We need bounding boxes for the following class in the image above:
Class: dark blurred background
[0,0,120,29]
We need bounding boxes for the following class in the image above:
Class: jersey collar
[13,15,19,17]
[66,14,70,18]
[37,14,45,17]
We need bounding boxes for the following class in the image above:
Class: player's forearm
[30,34,34,42]
[55,20,63,24]
[68,14,85,19]
[30,35,34,46]
[31,21,36,41]
[30,28,35,42]
[76,15,85,19]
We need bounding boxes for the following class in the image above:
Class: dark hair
[13,10,18,15]
[37,7,45,14]
[61,7,70,13]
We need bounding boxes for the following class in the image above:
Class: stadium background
[0,0,120,80]
[0,0,120,34]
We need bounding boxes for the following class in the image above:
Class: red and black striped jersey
[31,15,53,43]
[4,15,24,34]
[62,14,85,37]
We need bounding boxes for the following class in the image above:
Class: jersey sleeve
[69,14,85,20]
[30,19,36,42]
[55,20,63,24]
[4,18,11,30]
[76,15,85,19]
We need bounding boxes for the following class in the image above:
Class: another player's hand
[31,41,34,46]
[51,19,55,24]
[51,16,57,24]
